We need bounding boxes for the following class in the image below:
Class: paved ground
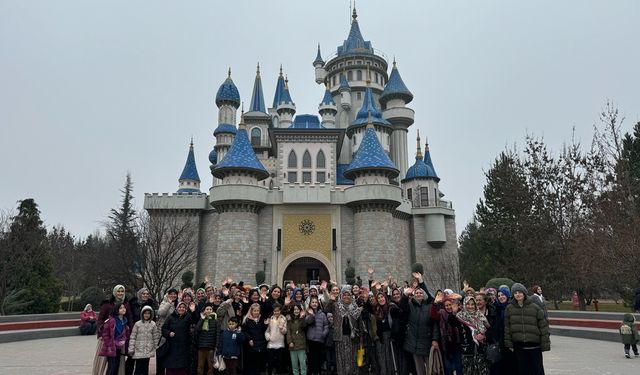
[0,335,638,374]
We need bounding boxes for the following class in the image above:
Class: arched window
[374,72,379,83]
[332,76,336,86]
[357,70,363,81]
[302,150,312,168]
[347,71,353,81]
[316,150,326,168]
[288,150,297,168]
[251,128,261,147]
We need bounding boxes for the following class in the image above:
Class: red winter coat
[100,317,130,358]
[81,310,97,324]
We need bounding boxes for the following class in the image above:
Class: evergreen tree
[1,199,62,314]
[105,173,141,291]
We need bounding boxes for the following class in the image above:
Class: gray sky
[1,0,639,239]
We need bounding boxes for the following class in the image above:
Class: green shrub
[255,271,266,285]
[485,278,515,291]
[412,263,424,274]
[80,286,105,309]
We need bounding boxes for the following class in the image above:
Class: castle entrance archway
[282,256,330,286]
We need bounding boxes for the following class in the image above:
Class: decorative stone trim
[211,201,264,213]
[349,200,398,213]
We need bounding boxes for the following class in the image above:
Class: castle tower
[210,114,270,284]
[177,139,201,193]
[276,75,296,128]
[381,59,415,180]
[244,64,272,157]
[347,86,393,158]
[211,69,240,186]
[318,85,337,128]
[344,114,402,278]
[313,44,326,84]
[270,66,286,127]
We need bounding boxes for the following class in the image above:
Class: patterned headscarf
[456,296,490,335]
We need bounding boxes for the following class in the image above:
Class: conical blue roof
[402,141,439,183]
[339,74,350,91]
[215,72,241,108]
[208,148,217,165]
[213,123,237,136]
[380,62,413,105]
[344,126,398,179]
[212,127,269,180]
[179,141,201,182]
[350,87,391,128]
[279,77,294,106]
[337,10,373,56]
[272,71,286,108]
[320,88,335,106]
[313,44,324,66]
[249,65,266,113]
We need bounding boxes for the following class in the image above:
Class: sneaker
[635,353,639,357]
[625,353,631,358]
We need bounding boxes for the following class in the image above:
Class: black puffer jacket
[243,317,268,352]
[504,296,550,351]
[195,316,219,349]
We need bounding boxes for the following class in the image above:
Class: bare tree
[137,211,198,302]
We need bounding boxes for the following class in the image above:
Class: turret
[177,139,201,193]
[344,113,399,185]
[348,86,392,155]
[318,85,337,128]
[313,44,326,84]
[401,131,440,206]
[215,68,240,124]
[381,59,415,180]
[339,74,351,110]
[245,63,271,152]
[276,75,296,128]
[211,114,269,184]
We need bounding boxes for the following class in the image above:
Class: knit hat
[341,285,352,295]
[511,282,527,295]
[498,287,511,298]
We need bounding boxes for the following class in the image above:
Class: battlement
[144,192,209,210]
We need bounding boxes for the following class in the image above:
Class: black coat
[400,297,440,356]
[129,297,157,323]
[242,317,267,352]
[162,312,195,369]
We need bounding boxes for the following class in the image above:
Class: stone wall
[257,206,274,285]
[339,206,354,284]
[392,215,412,281]
[214,210,259,285]
[197,210,219,283]
[411,214,459,291]
[353,209,395,282]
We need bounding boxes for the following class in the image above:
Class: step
[0,327,80,344]
[550,325,620,343]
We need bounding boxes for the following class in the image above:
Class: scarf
[113,285,125,304]
[456,298,490,336]
[114,316,127,340]
[202,314,215,331]
[137,287,149,302]
[337,299,360,338]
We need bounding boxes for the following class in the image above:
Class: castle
[144,8,458,289]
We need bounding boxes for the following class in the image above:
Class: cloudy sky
[1,0,639,239]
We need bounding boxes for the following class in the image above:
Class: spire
[177,139,201,193]
[320,84,336,106]
[239,105,246,129]
[380,59,413,105]
[350,86,390,128]
[415,130,423,160]
[337,2,373,56]
[280,75,294,105]
[272,67,286,108]
[423,139,438,180]
[248,63,266,113]
[313,44,324,66]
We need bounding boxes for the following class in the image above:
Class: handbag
[485,343,502,365]
[428,346,444,375]
[356,343,365,367]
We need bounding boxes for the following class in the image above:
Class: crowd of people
[90,267,551,375]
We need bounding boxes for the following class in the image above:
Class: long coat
[401,297,440,356]
[99,316,130,358]
[161,312,194,369]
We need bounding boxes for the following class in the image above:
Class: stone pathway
[0,334,638,374]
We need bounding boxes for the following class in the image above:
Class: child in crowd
[619,313,639,358]
[265,303,288,374]
[128,305,160,375]
[286,304,307,375]
[100,302,130,375]
[219,317,245,375]
[195,303,219,375]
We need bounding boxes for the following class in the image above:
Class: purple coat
[100,316,130,358]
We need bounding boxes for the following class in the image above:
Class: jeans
[625,344,639,355]
[443,349,463,375]
[290,349,307,375]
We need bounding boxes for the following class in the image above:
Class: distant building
[144,8,458,288]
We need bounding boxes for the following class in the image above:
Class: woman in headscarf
[372,291,401,375]
[80,304,97,335]
[93,285,133,375]
[457,296,490,375]
[436,295,464,375]
[491,287,515,375]
[162,301,197,375]
[325,286,362,375]
[157,288,179,375]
